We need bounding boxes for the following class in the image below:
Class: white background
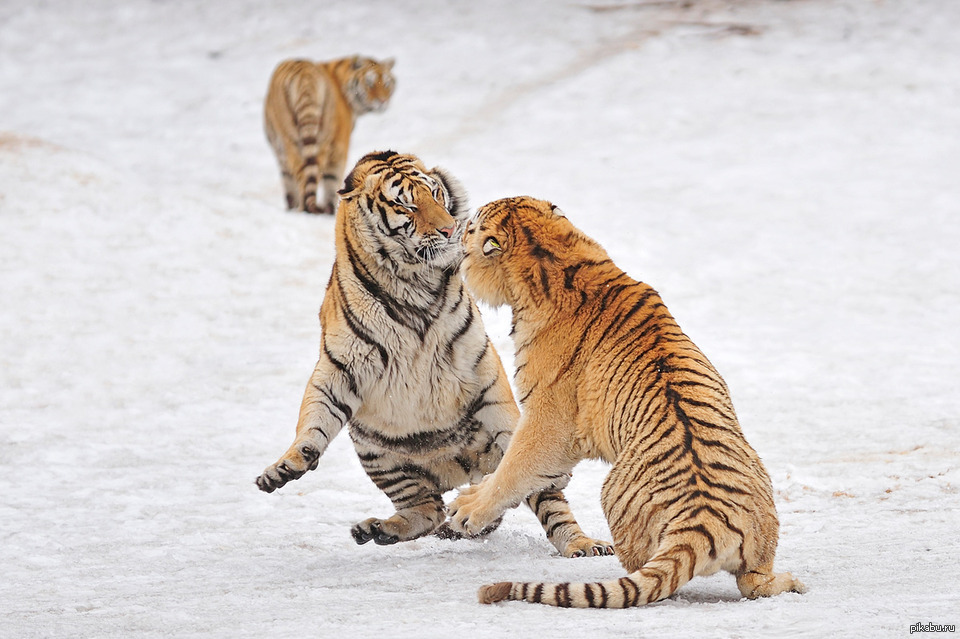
[1,1,958,637]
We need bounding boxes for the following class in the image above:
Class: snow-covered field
[2,0,958,636]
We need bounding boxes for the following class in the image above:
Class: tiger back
[263,55,395,214]
[256,155,612,558]
[448,196,806,607]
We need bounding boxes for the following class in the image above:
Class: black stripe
[442,303,475,357]
[317,385,353,421]
[584,583,596,608]
[666,387,703,469]
[333,276,389,368]
[641,567,664,603]
[619,578,631,607]
[517,382,537,405]
[531,244,555,261]
[698,473,750,495]
[538,266,551,298]
[343,233,429,338]
[350,421,475,454]
[671,524,717,559]
[322,341,358,396]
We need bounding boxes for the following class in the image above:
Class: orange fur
[449,196,805,607]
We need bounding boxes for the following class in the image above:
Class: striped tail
[286,72,322,212]
[479,543,698,608]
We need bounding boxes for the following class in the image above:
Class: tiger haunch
[256,156,612,557]
[448,196,806,607]
[264,56,395,214]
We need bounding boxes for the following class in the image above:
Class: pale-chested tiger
[256,153,612,557]
[448,196,806,607]
[263,56,395,214]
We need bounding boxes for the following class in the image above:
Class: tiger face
[346,57,396,114]
[339,151,468,269]
[463,196,594,308]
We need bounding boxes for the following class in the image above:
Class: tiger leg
[280,143,303,210]
[526,490,615,558]
[350,447,447,545]
[256,348,359,492]
[735,509,806,597]
[265,122,301,210]
[448,407,583,539]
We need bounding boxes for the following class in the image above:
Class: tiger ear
[338,169,382,200]
[337,166,361,199]
[482,237,503,256]
[383,57,395,71]
[351,55,364,70]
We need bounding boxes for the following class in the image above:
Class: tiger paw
[433,515,504,541]
[350,518,401,546]
[255,444,321,493]
[561,536,616,559]
[304,201,334,215]
[447,485,505,537]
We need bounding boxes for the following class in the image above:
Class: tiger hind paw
[350,518,402,546]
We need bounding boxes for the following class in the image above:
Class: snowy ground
[1,0,958,636]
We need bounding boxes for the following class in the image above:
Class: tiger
[448,196,806,607]
[263,55,396,215]
[256,153,613,558]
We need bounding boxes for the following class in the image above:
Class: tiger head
[463,196,608,308]
[343,56,396,114]
[338,151,469,270]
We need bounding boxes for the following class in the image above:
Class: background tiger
[263,55,395,214]
[448,196,806,607]
[256,153,612,557]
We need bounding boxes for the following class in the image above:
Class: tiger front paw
[255,443,321,493]
[561,536,616,559]
[447,483,506,537]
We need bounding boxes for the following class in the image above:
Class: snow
[1,0,958,636]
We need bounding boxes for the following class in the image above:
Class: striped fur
[448,196,806,607]
[263,56,395,214]
[256,156,612,557]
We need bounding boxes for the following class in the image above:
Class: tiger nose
[438,225,455,239]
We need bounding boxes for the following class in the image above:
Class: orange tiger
[263,56,395,214]
[448,196,806,607]
[256,154,612,558]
